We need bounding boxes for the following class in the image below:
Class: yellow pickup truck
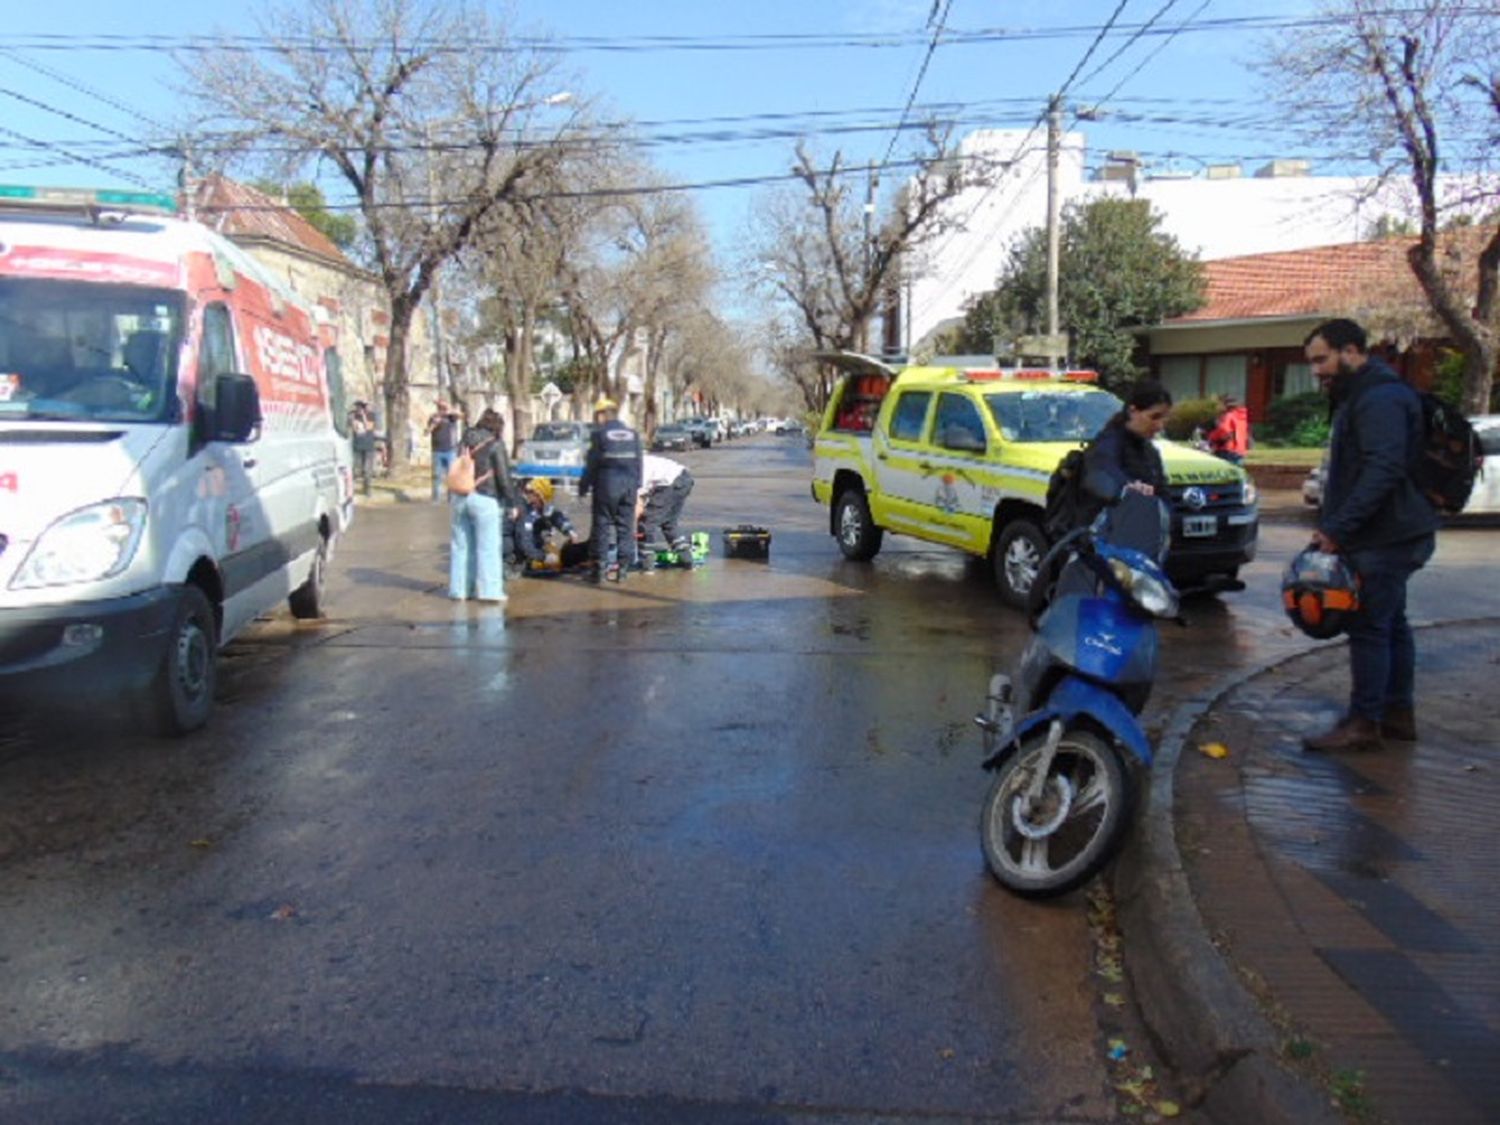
[811,355,1258,607]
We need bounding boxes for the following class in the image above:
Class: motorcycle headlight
[1108,557,1180,618]
[12,498,148,589]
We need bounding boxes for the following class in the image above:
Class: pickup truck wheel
[835,489,883,561]
[993,518,1048,609]
[138,585,217,736]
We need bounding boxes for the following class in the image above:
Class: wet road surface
[2,435,1497,1123]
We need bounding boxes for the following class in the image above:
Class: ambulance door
[872,387,933,531]
[195,300,266,641]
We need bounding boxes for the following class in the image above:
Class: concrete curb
[1112,654,1344,1125]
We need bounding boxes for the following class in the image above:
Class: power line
[1074,0,1179,90]
[879,0,954,171]
[0,47,165,131]
[0,11,1489,55]
[0,122,156,189]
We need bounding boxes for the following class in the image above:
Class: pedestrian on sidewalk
[1301,318,1439,752]
[428,399,460,501]
[350,401,378,496]
[1206,394,1251,465]
[579,397,642,583]
[448,408,518,604]
[635,452,696,571]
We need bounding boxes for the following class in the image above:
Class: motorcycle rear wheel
[980,727,1130,899]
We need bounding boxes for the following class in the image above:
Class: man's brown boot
[1381,708,1417,742]
[1303,716,1385,753]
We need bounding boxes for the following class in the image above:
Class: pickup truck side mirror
[209,372,262,443]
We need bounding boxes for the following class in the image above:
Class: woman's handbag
[445,439,494,496]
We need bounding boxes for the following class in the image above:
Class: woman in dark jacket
[448,408,518,603]
[1080,380,1172,526]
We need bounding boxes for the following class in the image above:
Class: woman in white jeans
[448,410,517,603]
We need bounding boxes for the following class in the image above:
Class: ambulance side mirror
[211,373,262,443]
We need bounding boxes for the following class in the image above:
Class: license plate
[1183,514,1217,537]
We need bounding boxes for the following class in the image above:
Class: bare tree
[182,0,586,468]
[748,128,981,411]
[1265,1,1499,411]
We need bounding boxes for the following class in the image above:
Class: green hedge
[1258,392,1329,447]
[1164,396,1221,442]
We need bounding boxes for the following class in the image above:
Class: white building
[906,128,1481,351]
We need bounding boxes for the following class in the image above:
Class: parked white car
[1464,415,1500,515]
[1303,413,1500,515]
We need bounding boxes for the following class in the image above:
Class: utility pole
[1045,93,1062,370]
[862,160,877,354]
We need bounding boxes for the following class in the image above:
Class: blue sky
[1,1,1313,265]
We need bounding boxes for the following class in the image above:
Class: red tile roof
[188,174,349,267]
[1167,238,1426,324]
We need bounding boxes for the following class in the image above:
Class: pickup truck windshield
[0,278,183,423]
[985,389,1121,443]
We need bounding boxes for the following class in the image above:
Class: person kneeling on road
[635,452,696,571]
[512,477,589,573]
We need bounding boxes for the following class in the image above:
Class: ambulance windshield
[0,279,184,423]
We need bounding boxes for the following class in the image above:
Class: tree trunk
[383,307,413,472]
[502,302,536,457]
[1407,239,1498,414]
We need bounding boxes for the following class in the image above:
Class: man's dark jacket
[580,419,642,497]
[1321,357,1439,552]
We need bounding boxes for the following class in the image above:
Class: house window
[1158,355,1201,402]
[1204,355,1247,402]
[1282,361,1315,397]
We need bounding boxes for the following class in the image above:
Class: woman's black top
[461,426,517,507]
[1080,415,1168,524]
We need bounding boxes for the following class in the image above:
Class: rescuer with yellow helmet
[510,477,584,571]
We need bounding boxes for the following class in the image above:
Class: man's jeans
[449,492,504,600]
[432,449,456,500]
[1345,534,1435,721]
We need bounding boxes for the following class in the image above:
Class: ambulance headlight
[12,499,148,589]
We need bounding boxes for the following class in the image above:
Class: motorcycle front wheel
[980,727,1130,899]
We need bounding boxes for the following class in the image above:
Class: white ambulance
[0,185,355,733]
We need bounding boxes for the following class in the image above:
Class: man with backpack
[1301,318,1440,753]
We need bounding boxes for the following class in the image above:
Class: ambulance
[0,185,355,733]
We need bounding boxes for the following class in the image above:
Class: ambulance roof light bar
[0,184,178,222]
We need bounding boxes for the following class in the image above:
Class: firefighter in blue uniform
[579,397,643,582]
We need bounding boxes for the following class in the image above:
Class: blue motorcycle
[977,490,1180,898]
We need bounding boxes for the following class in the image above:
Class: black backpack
[1044,445,1090,541]
[1412,393,1482,514]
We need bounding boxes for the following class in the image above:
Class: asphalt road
[2,435,1496,1124]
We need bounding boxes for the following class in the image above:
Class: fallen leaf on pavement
[1198,742,1230,759]
[1156,1100,1181,1117]
[270,904,297,921]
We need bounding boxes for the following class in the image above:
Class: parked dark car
[652,422,693,453]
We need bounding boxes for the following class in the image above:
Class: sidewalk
[1117,620,1500,1124]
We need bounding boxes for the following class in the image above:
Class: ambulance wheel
[993,518,1048,610]
[835,488,883,561]
[289,533,329,619]
[140,585,217,736]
